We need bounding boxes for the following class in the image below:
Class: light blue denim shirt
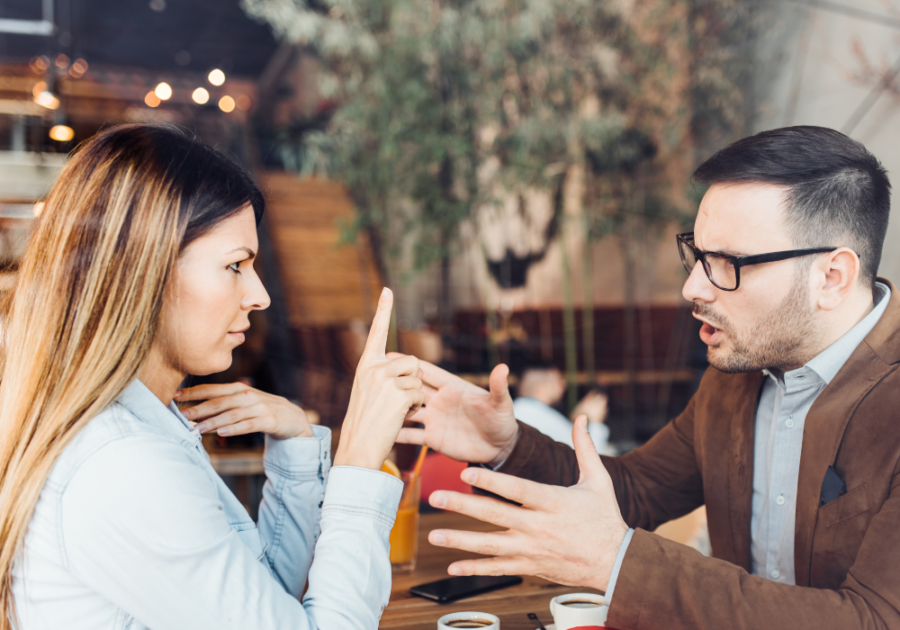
[12,379,402,629]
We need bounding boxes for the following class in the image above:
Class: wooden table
[381,512,601,629]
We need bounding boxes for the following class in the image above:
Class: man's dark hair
[693,126,890,289]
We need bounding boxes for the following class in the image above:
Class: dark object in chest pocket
[811,483,870,589]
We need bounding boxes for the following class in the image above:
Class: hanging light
[218,95,235,113]
[69,58,89,78]
[154,82,172,100]
[49,125,74,142]
[208,69,225,86]
[32,81,60,110]
[191,87,210,104]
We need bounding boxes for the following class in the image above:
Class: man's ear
[816,247,860,311]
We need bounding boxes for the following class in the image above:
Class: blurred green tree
[244,0,758,418]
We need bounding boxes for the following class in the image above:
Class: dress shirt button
[771,569,781,579]
[776,495,786,506]
[785,417,794,428]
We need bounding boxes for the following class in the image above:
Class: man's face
[683,182,816,373]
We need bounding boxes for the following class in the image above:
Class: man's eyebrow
[712,247,748,257]
[227,246,256,259]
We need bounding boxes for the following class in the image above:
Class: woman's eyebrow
[227,246,256,259]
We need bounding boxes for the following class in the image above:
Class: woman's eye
[228,262,241,274]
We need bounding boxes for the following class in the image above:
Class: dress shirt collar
[762,281,890,390]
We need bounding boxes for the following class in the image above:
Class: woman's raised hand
[334,288,425,470]
[176,383,314,440]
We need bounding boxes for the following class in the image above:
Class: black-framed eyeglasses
[676,232,839,291]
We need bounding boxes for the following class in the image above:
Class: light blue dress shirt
[606,281,890,604]
[513,397,611,454]
[12,379,402,629]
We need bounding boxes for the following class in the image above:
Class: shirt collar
[116,379,201,444]
[763,281,890,389]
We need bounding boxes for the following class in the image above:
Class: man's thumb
[573,415,604,484]
[488,363,511,405]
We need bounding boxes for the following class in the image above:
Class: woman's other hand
[334,288,425,470]
[176,383,314,439]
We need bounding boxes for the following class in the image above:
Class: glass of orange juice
[390,472,421,573]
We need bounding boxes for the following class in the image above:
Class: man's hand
[394,360,518,465]
[426,416,628,591]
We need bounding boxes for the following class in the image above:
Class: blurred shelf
[458,369,696,388]
[203,435,264,476]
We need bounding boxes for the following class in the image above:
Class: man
[513,362,611,453]
[396,126,900,628]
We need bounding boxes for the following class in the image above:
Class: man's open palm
[393,358,519,465]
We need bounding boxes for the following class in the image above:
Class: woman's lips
[228,331,245,343]
[699,321,724,346]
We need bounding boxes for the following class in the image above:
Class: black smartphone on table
[410,575,523,604]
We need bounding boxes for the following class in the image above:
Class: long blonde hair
[0,124,264,627]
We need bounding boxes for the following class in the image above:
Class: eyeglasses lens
[678,238,698,274]
[704,254,737,290]
[678,236,738,290]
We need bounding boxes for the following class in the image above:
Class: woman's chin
[189,354,234,377]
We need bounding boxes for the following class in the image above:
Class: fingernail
[381,287,389,299]
[448,566,461,576]
[431,532,446,546]
[462,469,477,484]
[430,492,447,509]
[195,423,207,434]
[217,427,229,436]
[182,408,193,419]
[174,390,183,399]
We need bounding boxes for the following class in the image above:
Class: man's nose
[682,261,717,303]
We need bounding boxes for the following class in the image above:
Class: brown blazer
[499,279,900,629]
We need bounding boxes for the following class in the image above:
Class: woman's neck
[137,347,186,406]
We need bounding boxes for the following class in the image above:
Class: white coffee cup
[437,611,500,629]
[550,592,607,630]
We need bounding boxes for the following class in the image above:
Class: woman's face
[153,206,270,377]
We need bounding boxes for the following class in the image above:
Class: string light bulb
[218,95,235,113]
[144,91,161,107]
[154,82,172,100]
[191,87,210,104]
[208,69,225,86]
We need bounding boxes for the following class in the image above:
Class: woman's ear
[816,248,860,311]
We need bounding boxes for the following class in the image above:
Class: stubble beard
[696,273,816,374]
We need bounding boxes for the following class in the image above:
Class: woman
[0,124,423,629]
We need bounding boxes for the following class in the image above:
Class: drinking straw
[411,445,429,479]
[399,445,429,508]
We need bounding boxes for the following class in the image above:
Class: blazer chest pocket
[817,483,870,529]
[811,483,870,589]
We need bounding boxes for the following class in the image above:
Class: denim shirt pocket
[232,521,268,561]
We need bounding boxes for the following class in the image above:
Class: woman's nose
[244,272,271,311]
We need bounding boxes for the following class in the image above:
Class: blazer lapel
[794,279,900,586]
[728,371,764,572]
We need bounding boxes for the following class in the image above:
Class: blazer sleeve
[497,393,704,530]
[607,471,900,630]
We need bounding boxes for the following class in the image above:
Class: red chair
[419,452,473,505]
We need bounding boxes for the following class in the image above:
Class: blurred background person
[513,362,613,455]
